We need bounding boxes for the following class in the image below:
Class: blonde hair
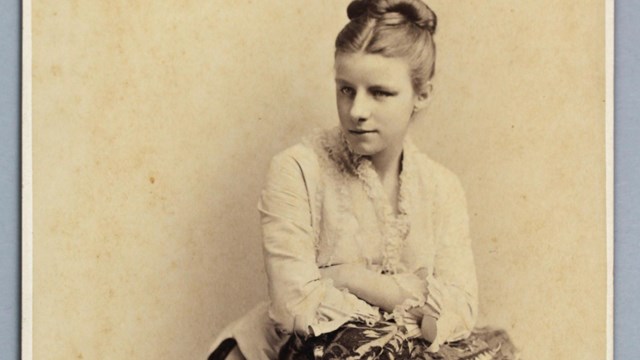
[335,0,438,92]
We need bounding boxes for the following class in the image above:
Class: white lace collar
[308,127,420,274]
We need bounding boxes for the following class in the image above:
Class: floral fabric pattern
[279,316,518,360]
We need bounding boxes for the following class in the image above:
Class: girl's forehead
[334,52,412,86]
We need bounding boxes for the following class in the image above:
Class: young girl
[210,1,516,359]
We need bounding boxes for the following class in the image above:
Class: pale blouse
[210,127,478,360]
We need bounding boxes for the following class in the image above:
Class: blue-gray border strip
[614,0,640,358]
[0,0,20,359]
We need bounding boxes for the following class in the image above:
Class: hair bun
[384,0,437,34]
[346,0,437,34]
[346,0,370,20]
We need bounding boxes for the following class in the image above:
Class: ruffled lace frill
[302,127,419,274]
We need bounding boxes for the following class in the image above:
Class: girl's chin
[346,141,381,157]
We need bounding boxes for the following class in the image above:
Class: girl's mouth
[349,129,377,135]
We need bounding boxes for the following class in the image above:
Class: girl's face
[334,52,430,163]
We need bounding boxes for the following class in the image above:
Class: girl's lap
[279,319,518,360]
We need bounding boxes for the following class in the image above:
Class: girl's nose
[349,93,371,121]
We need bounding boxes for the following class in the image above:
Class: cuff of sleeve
[390,273,445,336]
[392,273,446,315]
[391,273,473,353]
[388,297,424,338]
[308,314,351,336]
[300,280,380,336]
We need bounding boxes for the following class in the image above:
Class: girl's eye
[372,90,393,98]
[340,87,355,97]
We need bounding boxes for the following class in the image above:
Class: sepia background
[32,1,606,359]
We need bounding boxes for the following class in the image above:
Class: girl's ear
[413,81,434,112]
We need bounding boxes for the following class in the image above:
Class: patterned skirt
[278,318,518,360]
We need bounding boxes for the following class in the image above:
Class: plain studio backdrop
[31,1,606,359]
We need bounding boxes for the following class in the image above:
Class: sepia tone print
[26,0,610,359]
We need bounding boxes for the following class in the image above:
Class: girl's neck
[370,145,403,183]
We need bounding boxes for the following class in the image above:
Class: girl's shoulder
[267,131,324,173]
[415,152,460,183]
[270,142,319,168]
[408,145,467,200]
[268,126,352,176]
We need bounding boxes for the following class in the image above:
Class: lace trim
[302,127,419,274]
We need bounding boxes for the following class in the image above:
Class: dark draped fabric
[278,318,518,360]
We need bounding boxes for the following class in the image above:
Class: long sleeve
[259,147,379,337]
[431,171,478,345]
[390,167,478,352]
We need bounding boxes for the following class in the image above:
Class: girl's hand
[421,314,438,343]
